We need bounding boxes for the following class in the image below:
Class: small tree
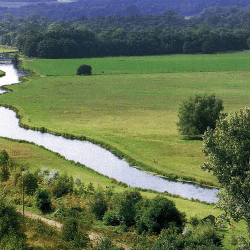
[177,94,224,136]
[76,64,92,75]
[35,189,52,213]
[135,196,185,234]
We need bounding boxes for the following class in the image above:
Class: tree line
[15,25,250,59]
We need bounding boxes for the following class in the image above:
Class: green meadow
[1,52,250,248]
[2,52,250,186]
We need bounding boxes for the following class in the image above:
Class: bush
[117,190,142,227]
[103,210,120,226]
[62,218,90,249]
[135,196,185,234]
[93,237,124,250]
[152,224,223,250]
[35,189,52,213]
[76,64,92,75]
[0,200,26,241]
[177,93,224,136]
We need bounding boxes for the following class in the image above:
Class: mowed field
[2,52,250,186]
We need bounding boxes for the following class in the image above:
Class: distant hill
[0,0,250,19]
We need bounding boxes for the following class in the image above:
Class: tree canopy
[177,94,224,136]
[202,108,250,237]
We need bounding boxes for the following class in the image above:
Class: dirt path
[17,209,131,250]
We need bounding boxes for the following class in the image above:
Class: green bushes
[177,94,224,136]
[76,64,92,75]
[35,189,52,214]
[135,196,186,234]
[62,218,90,249]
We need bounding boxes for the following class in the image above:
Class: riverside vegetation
[0,51,250,248]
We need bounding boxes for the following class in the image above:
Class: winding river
[0,62,219,203]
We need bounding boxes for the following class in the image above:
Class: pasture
[2,52,250,186]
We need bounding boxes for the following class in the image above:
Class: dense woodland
[0,0,250,19]
[2,6,250,58]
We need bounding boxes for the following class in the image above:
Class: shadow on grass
[182,135,203,141]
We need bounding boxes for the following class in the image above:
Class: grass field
[2,52,250,186]
[1,52,250,248]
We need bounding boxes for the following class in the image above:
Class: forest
[0,0,250,20]
[2,6,250,58]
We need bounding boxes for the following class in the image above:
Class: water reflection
[0,63,218,203]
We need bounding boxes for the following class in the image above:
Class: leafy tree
[117,190,142,227]
[51,172,74,198]
[89,190,108,220]
[152,224,223,249]
[177,94,224,136]
[202,108,250,237]
[135,196,185,234]
[0,164,10,182]
[76,64,92,75]
[62,218,90,249]
[22,172,39,196]
[0,199,26,241]
[35,189,52,213]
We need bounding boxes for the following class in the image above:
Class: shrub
[35,189,52,213]
[0,199,26,241]
[135,196,185,234]
[177,93,224,136]
[76,64,92,75]
[50,173,74,198]
[117,190,142,227]
[103,210,120,226]
[62,218,90,249]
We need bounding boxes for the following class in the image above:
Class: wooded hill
[0,0,250,19]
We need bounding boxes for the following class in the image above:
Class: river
[0,62,219,203]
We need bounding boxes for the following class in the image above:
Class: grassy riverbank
[2,52,250,186]
[0,137,247,249]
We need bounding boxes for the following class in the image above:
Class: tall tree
[202,108,250,237]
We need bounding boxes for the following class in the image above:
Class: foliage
[202,108,250,236]
[22,171,39,196]
[103,210,120,226]
[151,223,223,249]
[0,164,10,182]
[117,190,142,227]
[76,64,92,75]
[135,196,186,234]
[92,237,124,250]
[0,199,26,242]
[177,94,224,136]
[62,217,90,249]
[89,190,108,220]
[50,172,74,198]
[35,189,52,213]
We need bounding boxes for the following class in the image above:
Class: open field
[2,52,250,186]
[25,51,250,76]
[0,45,18,53]
[1,52,250,248]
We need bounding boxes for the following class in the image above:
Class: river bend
[0,63,218,203]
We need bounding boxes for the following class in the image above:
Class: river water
[0,63,219,203]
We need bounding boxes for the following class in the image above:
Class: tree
[76,64,92,75]
[22,172,39,196]
[177,94,224,136]
[202,108,250,237]
[35,189,52,213]
[62,218,90,249]
[0,199,26,242]
[135,196,185,234]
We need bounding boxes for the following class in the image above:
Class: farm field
[2,52,250,186]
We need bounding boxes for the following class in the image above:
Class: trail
[17,209,130,250]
